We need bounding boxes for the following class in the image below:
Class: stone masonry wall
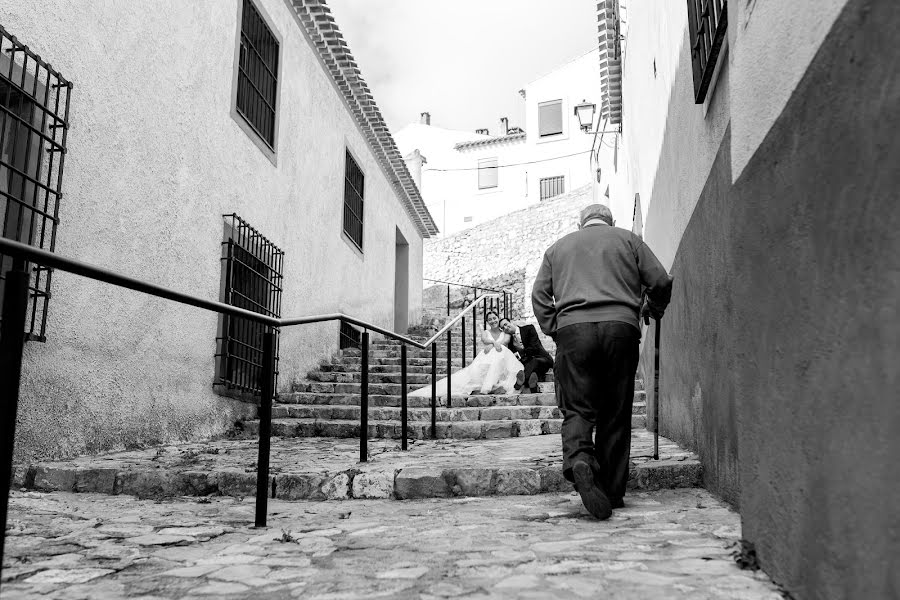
[424,185,592,324]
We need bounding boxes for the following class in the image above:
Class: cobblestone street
[2,489,781,599]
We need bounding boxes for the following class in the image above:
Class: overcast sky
[326,1,599,134]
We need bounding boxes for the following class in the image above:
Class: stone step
[335,356,466,368]
[271,404,564,422]
[292,381,556,395]
[18,431,701,501]
[279,391,560,408]
[322,361,558,383]
[278,392,646,412]
[241,414,647,440]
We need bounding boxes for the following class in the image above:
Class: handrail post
[0,258,30,586]
[653,318,661,460]
[254,328,276,527]
[461,316,466,369]
[472,308,477,359]
[446,329,452,409]
[360,331,369,462]
[446,285,450,317]
[431,342,437,439]
[400,343,408,451]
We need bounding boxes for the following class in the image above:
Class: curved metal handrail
[0,237,494,347]
[0,236,503,534]
[423,276,509,295]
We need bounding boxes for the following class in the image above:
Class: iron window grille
[539,176,565,201]
[687,0,727,104]
[343,150,364,250]
[477,158,498,189]
[0,25,72,343]
[538,100,564,137]
[216,214,284,397]
[339,320,361,350]
[236,0,279,149]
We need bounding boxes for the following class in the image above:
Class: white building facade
[1,0,436,461]
[396,49,624,236]
[607,0,899,597]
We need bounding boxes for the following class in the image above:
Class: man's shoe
[527,373,539,390]
[514,370,525,390]
[572,461,612,520]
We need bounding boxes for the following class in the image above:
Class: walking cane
[653,316,661,460]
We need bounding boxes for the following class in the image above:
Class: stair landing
[14,431,700,501]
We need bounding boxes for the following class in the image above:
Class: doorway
[394,228,409,333]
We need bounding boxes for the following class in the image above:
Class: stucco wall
[729,0,846,180]
[423,184,592,327]
[643,129,739,505]
[619,0,731,270]
[3,0,425,461]
[630,0,898,597]
[395,50,621,236]
[728,1,899,596]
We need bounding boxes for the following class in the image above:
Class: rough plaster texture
[423,184,592,323]
[619,0,731,270]
[729,0,846,180]
[728,2,899,597]
[3,0,425,461]
[641,130,738,506]
[638,1,899,597]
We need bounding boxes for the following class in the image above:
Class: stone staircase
[240,323,647,440]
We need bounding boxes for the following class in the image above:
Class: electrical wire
[423,149,592,172]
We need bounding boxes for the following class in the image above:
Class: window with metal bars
[339,320,361,350]
[236,0,279,149]
[686,0,727,104]
[539,176,565,201]
[343,150,364,250]
[215,214,283,397]
[0,25,72,343]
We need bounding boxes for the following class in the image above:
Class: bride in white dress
[411,310,525,398]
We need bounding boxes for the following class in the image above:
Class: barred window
[339,321,361,350]
[538,100,563,137]
[236,0,279,149]
[343,150,364,250]
[539,176,565,201]
[687,0,727,104]
[0,25,72,342]
[477,158,498,189]
[216,214,283,397]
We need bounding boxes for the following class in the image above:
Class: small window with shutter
[477,158,498,189]
[538,100,563,137]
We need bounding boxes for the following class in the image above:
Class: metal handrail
[0,237,503,546]
[422,293,499,347]
[0,237,483,349]
[423,276,509,295]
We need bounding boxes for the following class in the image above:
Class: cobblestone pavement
[2,489,781,599]
[15,432,699,501]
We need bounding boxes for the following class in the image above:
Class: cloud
[326,0,598,133]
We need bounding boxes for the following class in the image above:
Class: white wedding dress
[411,329,524,398]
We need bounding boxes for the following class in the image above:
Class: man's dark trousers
[522,354,553,385]
[554,321,639,503]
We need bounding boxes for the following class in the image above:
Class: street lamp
[574,100,596,132]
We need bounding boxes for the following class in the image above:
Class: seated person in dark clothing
[499,318,554,393]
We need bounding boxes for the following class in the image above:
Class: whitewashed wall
[396,49,620,236]
[2,0,426,460]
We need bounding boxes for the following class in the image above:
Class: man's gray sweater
[532,223,672,336]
